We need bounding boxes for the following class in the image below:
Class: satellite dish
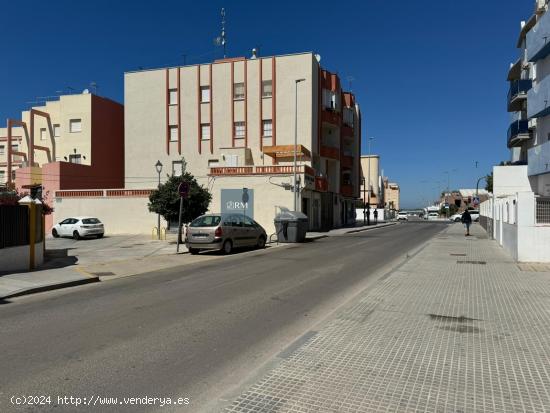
[82,89,90,94]
[315,54,321,63]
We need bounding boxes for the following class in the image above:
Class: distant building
[360,155,381,207]
[383,179,400,211]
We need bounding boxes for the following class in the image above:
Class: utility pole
[366,137,374,225]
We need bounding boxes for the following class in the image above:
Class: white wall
[0,241,43,273]
[493,165,531,196]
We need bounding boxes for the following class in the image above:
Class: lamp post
[366,137,374,225]
[293,78,306,211]
[362,176,367,226]
[155,160,163,240]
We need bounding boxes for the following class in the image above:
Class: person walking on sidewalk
[461,209,472,236]
[373,210,378,225]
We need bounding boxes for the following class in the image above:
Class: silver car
[185,214,267,255]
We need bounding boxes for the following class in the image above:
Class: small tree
[148,161,211,227]
[485,173,493,193]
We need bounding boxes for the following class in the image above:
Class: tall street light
[155,160,163,240]
[366,136,374,225]
[294,78,306,211]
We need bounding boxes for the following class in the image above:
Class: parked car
[52,217,104,240]
[397,211,408,221]
[185,214,267,255]
[449,210,480,223]
[427,212,440,220]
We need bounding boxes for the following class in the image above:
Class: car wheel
[52,229,59,238]
[222,240,233,254]
[97,234,104,239]
[189,248,199,255]
[73,231,81,240]
[257,236,266,249]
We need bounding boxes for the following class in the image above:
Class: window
[69,154,82,164]
[234,82,245,100]
[200,86,210,103]
[69,119,82,133]
[169,125,178,142]
[54,124,60,138]
[169,89,178,105]
[172,161,183,176]
[262,80,272,98]
[0,170,5,182]
[0,145,4,155]
[262,120,272,137]
[201,124,210,140]
[234,122,245,138]
[343,108,354,126]
[322,89,337,110]
[208,159,220,167]
[40,128,47,141]
[243,216,257,228]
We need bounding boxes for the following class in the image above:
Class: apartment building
[383,179,400,211]
[124,52,361,233]
[359,155,381,207]
[0,92,124,229]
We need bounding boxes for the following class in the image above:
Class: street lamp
[293,78,306,211]
[362,176,367,226]
[155,160,163,240]
[366,137,374,225]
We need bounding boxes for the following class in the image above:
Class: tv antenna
[213,8,227,58]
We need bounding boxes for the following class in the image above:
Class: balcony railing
[315,176,328,192]
[341,184,354,197]
[341,155,354,168]
[507,120,531,147]
[341,125,354,138]
[507,79,532,112]
[209,165,315,176]
[320,145,340,160]
[321,109,342,126]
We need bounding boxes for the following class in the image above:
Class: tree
[485,173,493,193]
[148,160,211,227]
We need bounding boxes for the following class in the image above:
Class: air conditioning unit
[529,118,538,129]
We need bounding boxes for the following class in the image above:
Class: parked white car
[449,210,480,223]
[397,211,408,221]
[427,212,440,220]
[52,217,105,240]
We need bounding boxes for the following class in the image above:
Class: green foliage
[485,173,493,193]
[148,168,211,224]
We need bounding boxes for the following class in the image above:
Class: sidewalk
[306,221,397,240]
[225,223,550,412]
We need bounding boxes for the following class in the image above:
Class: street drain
[457,260,486,265]
[428,314,479,322]
[91,272,115,276]
[450,253,467,256]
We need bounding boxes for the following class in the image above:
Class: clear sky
[0,0,534,207]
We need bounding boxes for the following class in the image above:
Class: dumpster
[274,209,308,243]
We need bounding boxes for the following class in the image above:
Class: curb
[1,276,100,300]
[344,222,397,234]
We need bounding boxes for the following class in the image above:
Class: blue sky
[0,0,533,207]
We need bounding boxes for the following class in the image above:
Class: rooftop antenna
[347,76,355,91]
[213,8,227,58]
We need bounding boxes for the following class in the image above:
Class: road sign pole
[176,196,184,253]
[176,181,190,253]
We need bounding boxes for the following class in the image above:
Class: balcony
[508,79,532,112]
[315,176,328,192]
[507,120,531,148]
[320,145,340,160]
[321,109,341,126]
[209,165,314,177]
[341,184,354,198]
[528,74,550,118]
[341,155,354,168]
[527,10,550,62]
[528,140,550,176]
[341,124,354,138]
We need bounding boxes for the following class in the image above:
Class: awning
[262,145,311,161]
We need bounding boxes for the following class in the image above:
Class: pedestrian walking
[373,209,378,225]
[461,209,472,236]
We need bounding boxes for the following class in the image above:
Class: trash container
[274,210,308,243]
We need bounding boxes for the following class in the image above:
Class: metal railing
[508,79,532,103]
[536,197,550,224]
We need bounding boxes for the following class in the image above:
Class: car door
[58,218,72,236]
[243,216,258,246]
[230,215,245,246]
[67,218,79,236]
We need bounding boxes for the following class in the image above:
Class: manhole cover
[91,272,115,276]
[457,260,486,265]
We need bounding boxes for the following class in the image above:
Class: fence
[0,205,29,249]
[536,197,550,224]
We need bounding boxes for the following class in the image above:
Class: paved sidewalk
[306,222,397,239]
[224,224,550,412]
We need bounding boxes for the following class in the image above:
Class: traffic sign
[178,181,190,199]
[242,188,249,204]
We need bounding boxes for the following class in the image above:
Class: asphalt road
[0,222,446,412]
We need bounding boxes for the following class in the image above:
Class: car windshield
[190,215,221,227]
[82,218,101,224]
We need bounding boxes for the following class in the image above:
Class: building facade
[124,52,361,233]
[359,155,381,207]
[383,179,400,211]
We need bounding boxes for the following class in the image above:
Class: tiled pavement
[224,224,550,412]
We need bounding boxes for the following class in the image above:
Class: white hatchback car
[397,211,408,221]
[52,217,105,240]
